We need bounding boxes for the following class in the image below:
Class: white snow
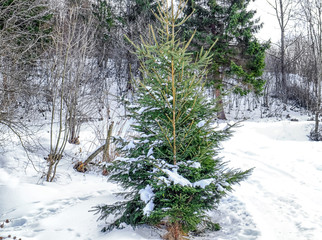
[139,185,154,204]
[122,140,136,151]
[196,120,206,128]
[142,200,155,217]
[137,107,148,114]
[139,185,155,216]
[193,178,214,189]
[218,120,322,240]
[147,147,154,157]
[190,161,201,168]
[1,116,322,240]
[167,96,173,102]
[162,168,192,187]
[216,184,225,192]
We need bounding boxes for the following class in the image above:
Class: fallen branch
[74,121,114,172]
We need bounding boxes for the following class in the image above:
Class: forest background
[1,0,322,239]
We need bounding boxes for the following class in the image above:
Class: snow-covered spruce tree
[94,1,252,239]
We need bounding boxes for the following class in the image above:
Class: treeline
[0,1,265,237]
[1,0,321,179]
[0,0,268,126]
[264,0,322,140]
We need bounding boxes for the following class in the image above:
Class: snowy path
[1,120,322,240]
[0,172,116,240]
[0,171,160,240]
[220,121,322,240]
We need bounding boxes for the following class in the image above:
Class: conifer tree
[127,0,157,22]
[92,0,158,94]
[94,1,252,239]
[184,0,269,119]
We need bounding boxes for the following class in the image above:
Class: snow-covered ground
[1,115,322,239]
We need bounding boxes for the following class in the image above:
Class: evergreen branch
[182,119,195,143]
[180,94,198,124]
[137,75,158,102]
[171,57,177,165]
[150,25,158,47]
[183,29,197,52]
[156,119,173,150]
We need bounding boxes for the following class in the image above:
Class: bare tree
[0,0,53,172]
[267,0,298,102]
[0,0,52,122]
[44,1,100,181]
[300,0,322,140]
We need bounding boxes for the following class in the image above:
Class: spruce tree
[184,0,269,119]
[127,0,158,22]
[94,1,252,239]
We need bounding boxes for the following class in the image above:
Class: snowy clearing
[1,119,322,240]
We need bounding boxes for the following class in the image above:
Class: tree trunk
[281,29,287,102]
[280,0,287,103]
[215,88,227,120]
[75,121,115,172]
[314,61,321,137]
[103,121,114,162]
